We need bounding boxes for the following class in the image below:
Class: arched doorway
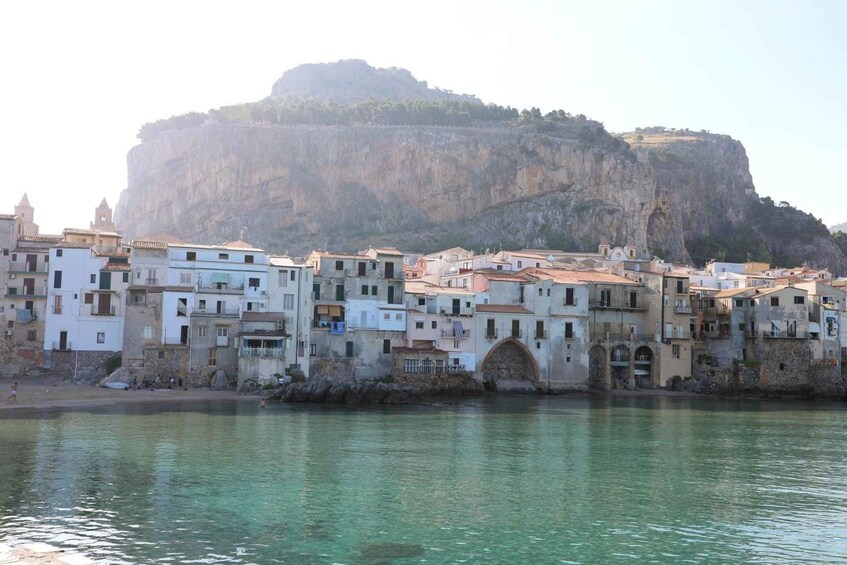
[610,345,631,390]
[480,339,538,392]
[589,345,607,391]
[634,346,654,385]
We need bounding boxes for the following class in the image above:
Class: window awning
[328,305,342,316]
[210,273,229,283]
[316,305,329,315]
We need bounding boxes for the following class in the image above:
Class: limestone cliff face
[117,123,674,256]
[622,132,757,257]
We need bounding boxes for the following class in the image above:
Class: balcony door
[98,293,112,315]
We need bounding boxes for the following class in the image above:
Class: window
[209,349,217,366]
[383,339,391,354]
[345,341,354,357]
[335,284,345,301]
[97,332,105,344]
[310,343,317,356]
[248,278,260,289]
[415,321,424,329]
[290,270,296,282]
[538,288,543,296]
[122,272,129,283]
[770,297,780,307]
[278,270,288,287]
[794,296,805,304]
[90,274,96,284]
[53,270,62,289]
[180,272,192,285]
[27,330,36,341]
[565,322,573,339]
[312,283,320,300]
[430,321,436,329]
[384,313,390,320]
[177,298,187,316]
[418,297,425,306]
[143,326,153,338]
[336,260,344,271]
[198,326,207,337]
[56,249,63,257]
[245,255,254,264]
[186,251,196,261]
[198,299,206,310]
[565,288,574,305]
[517,261,523,268]
[735,299,744,308]
[738,323,745,331]
[371,285,377,297]
[158,350,166,360]
[395,313,402,320]
[566,355,571,363]
[218,253,229,260]
[246,302,254,311]
[52,295,62,315]
[361,285,369,296]
[84,293,94,304]
[217,327,228,338]
[384,262,395,279]
[511,319,520,338]
[358,262,367,276]
[487,318,496,338]
[283,294,294,310]
[672,344,680,359]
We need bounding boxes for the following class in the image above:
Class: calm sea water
[1,395,847,564]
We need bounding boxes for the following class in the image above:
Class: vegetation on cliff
[687,197,834,267]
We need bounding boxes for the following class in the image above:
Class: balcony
[439,308,474,317]
[563,299,578,307]
[239,347,285,358]
[534,330,548,340]
[193,307,240,317]
[762,330,808,339]
[144,278,159,286]
[197,284,245,295]
[510,329,523,339]
[666,331,691,340]
[402,364,467,375]
[5,286,48,298]
[702,331,731,339]
[589,299,646,311]
[590,332,655,342]
[485,331,499,340]
[52,341,73,351]
[441,328,470,339]
[8,261,47,274]
[90,305,116,316]
[674,304,693,314]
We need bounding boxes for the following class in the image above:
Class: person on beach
[7,382,17,402]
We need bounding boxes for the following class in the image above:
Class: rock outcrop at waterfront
[267,376,483,404]
[115,60,847,272]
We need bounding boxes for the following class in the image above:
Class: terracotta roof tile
[163,285,194,292]
[132,240,169,250]
[102,263,132,272]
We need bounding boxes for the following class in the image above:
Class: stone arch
[633,345,654,385]
[480,338,539,392]
[589,345,608,391]
[610,344,632,390]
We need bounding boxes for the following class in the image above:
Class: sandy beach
[0,378,247,414]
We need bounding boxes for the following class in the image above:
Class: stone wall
[42,350,117,383]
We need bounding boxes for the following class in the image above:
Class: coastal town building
[307,248,407,380]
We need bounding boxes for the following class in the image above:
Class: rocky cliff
[115,62,847,273]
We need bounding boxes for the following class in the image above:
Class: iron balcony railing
[52,341,73,351]
[145,278,159,285]
[193,307,240,317]
[90,305,116,316]
[762,330,807,339]
[239,347,285,358]
[589,299,646,310]
[674,304,693,314]
[485,330,499,340]
[196,284,245,295]
[5,286,48,298]
[441,329,471,339]
[534,330,548,340]
[8,261,48,274]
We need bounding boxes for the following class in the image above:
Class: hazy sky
[1,0,844,234]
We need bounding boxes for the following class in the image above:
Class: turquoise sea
[1,395,847,564]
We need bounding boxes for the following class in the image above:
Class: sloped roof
[528,267,638,285]
[714,288,754,299]
[101,263,132,272]
[132,240,169,250]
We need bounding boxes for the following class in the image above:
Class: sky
[0,0,844,234]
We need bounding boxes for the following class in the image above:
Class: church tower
[91,198,117,231]
[14,193,39,236]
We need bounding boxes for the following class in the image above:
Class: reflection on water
[1,396,847,563]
